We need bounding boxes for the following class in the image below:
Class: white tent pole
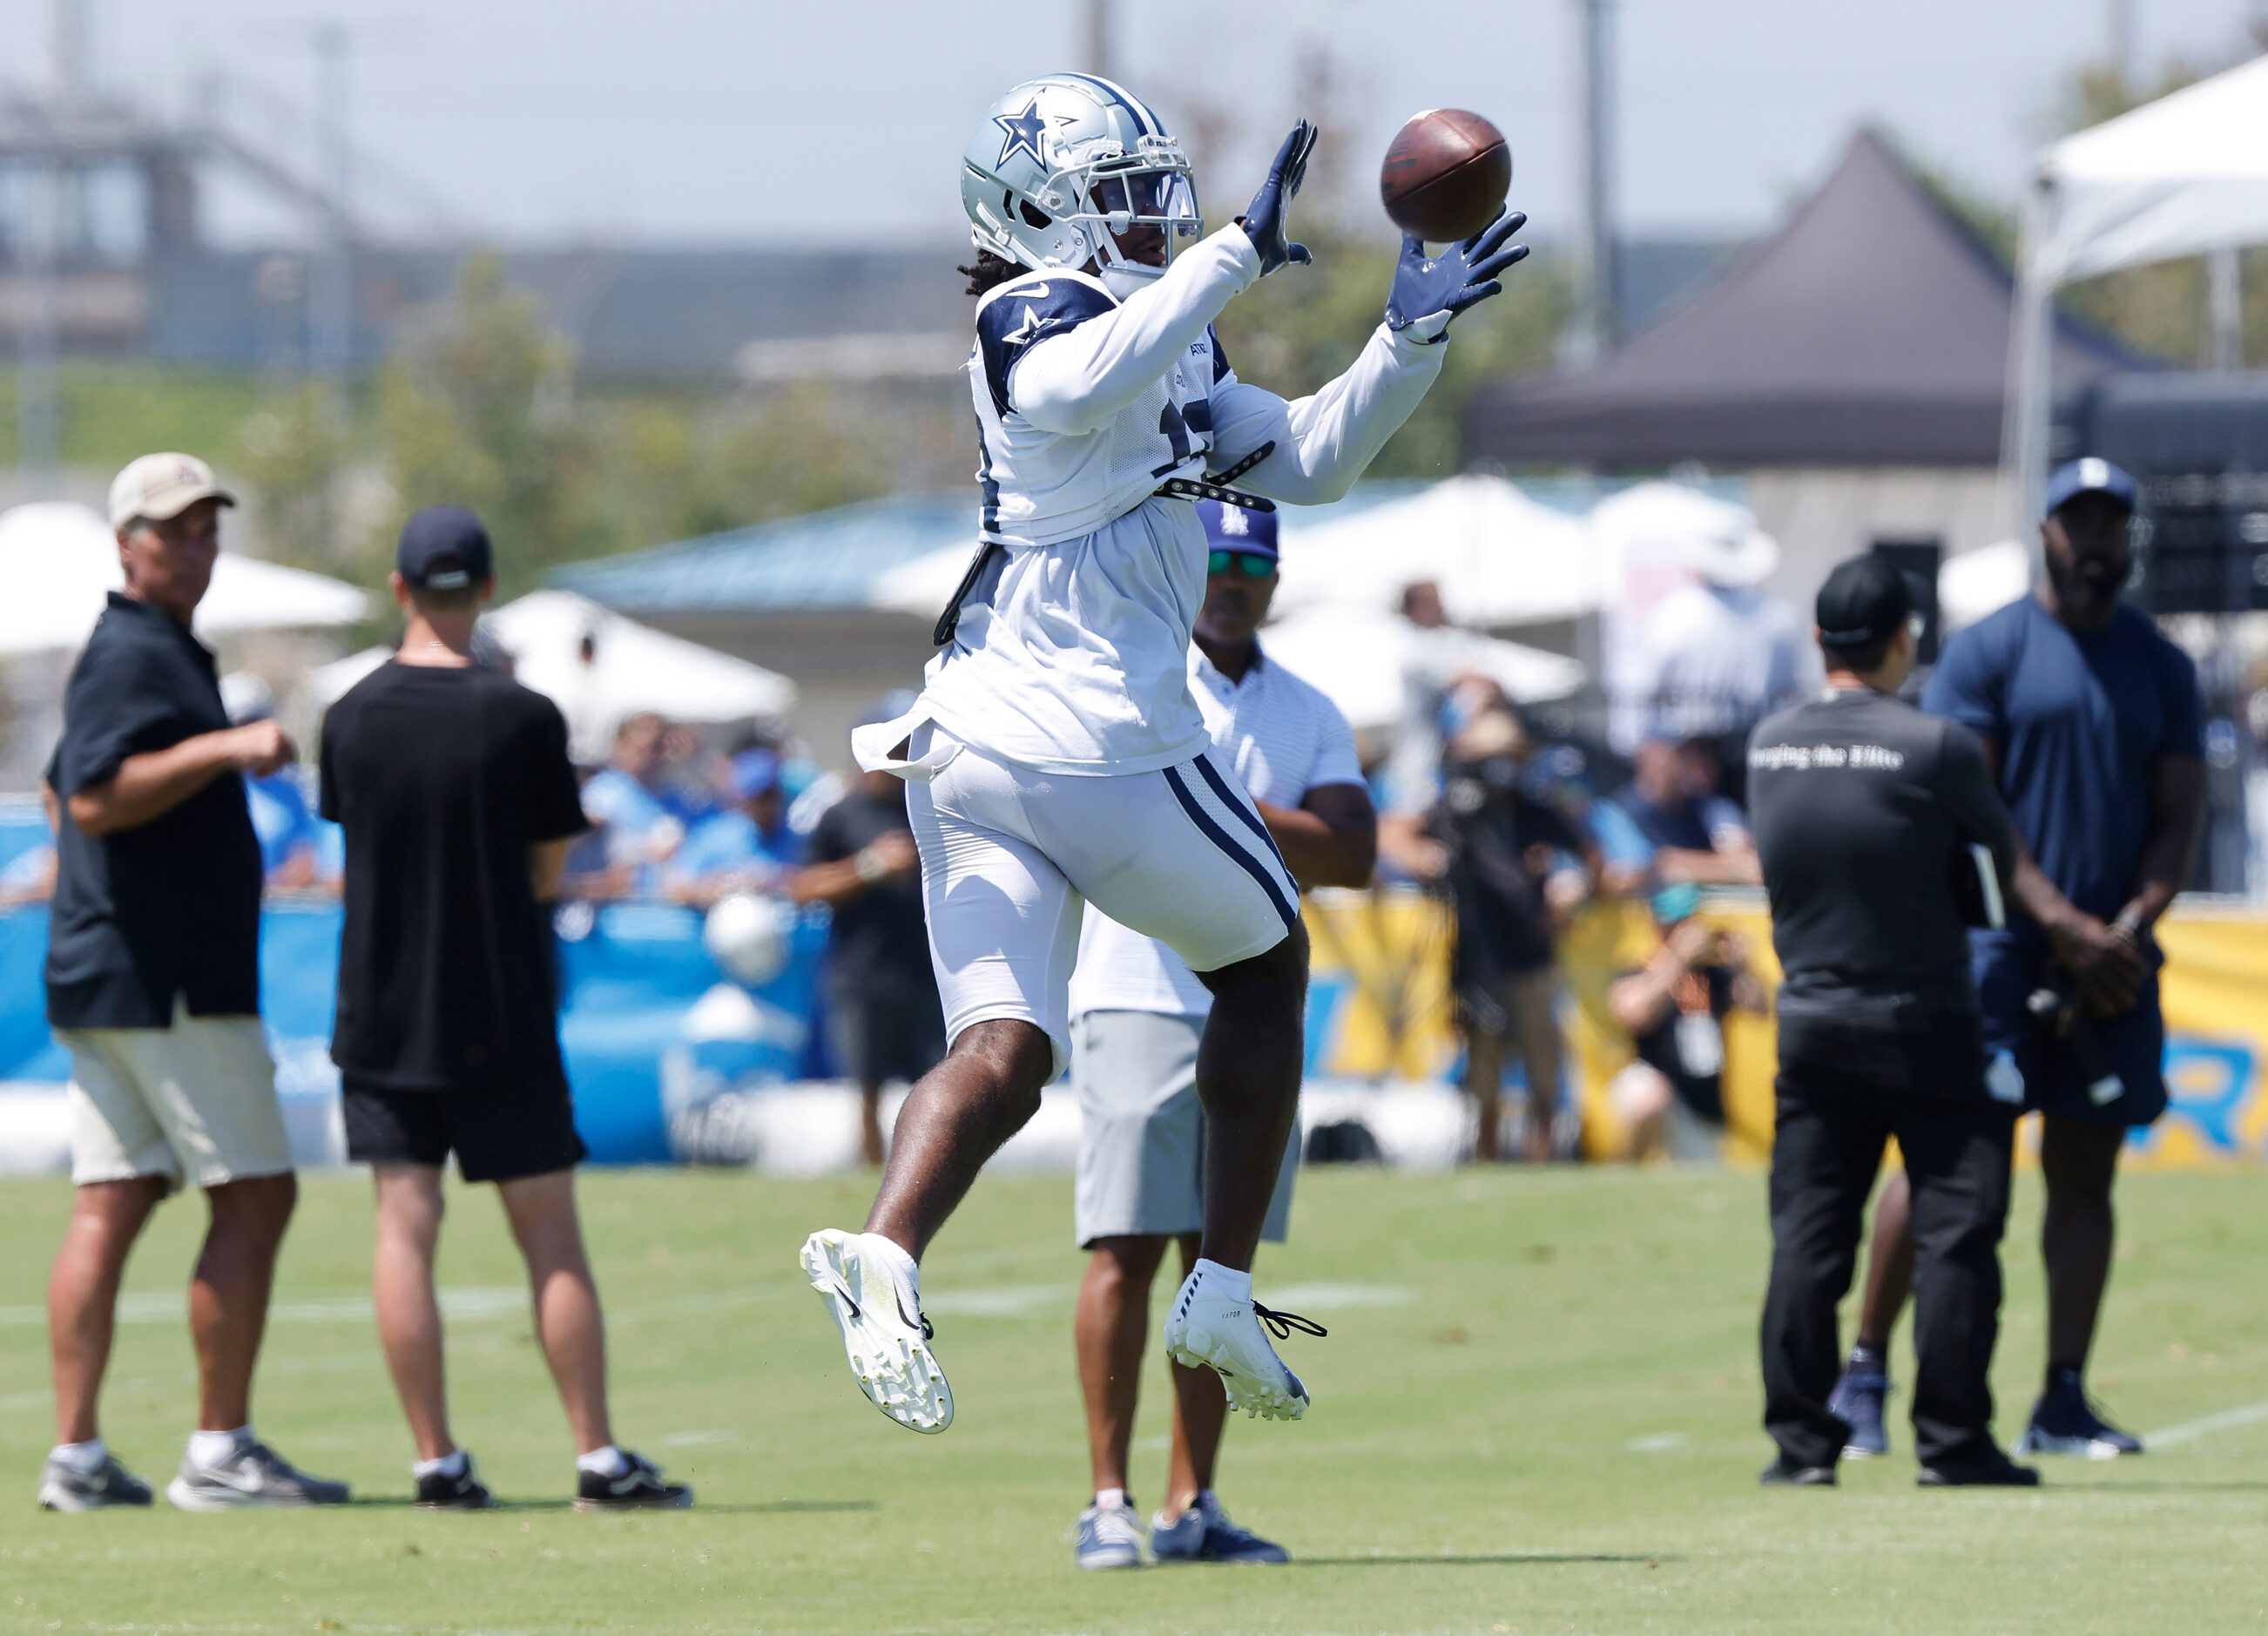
[2206,246,2244,370]
[1999,172,2057,556]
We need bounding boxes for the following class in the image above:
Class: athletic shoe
[415,1455,494,1510]
[1070,1497,1146,1571]
[37,1452,152,1511]
[573,1450,692,1511]
[2014,1376,2143,1459]
[165,1439,350,1511]
[800,1228,954,1434]
[1918,1448,2041,1487]
[1161,1268,1323,1423]
[1827,1365,1891,1458]
[1758,1455,1837,1487]
[1150,1492,1289,1564]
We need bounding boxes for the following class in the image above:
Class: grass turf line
[1,1167,2265,1634]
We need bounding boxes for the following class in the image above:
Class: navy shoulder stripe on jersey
[975,279,1117,417]
[1207,323,1232,386]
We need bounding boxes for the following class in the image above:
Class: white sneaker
[800,1228,953,1434]
[1160,1268,1323,1423]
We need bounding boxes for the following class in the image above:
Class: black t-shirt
[320,662,587,1092]
[1429,758,1586,988]
[807,781,934,1004]
[1621,959,1737,1124]
[1748,688,2018,1017]
[44,593,263,1028]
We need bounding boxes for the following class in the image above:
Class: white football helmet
[961,74,1201,297]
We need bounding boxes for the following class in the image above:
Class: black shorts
[342,1077,588,1184]
[825,985,946,1090]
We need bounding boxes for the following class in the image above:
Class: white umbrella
[1268,473,1600,627]
[0,502,368,654]
[483,590,794,751]
[1584,481,1779,589]
[1260,606,1586,734]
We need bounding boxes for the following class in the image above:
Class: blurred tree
[233,382,349,569]
[1213,228,1571,480]
[372,252,598,587]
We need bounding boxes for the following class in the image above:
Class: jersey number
[1151,403,1194,478]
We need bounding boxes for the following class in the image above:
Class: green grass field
[2,1165,2264,1634]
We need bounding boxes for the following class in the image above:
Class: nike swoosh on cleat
[895,1291,923,1332]
[829,1280,861,1321]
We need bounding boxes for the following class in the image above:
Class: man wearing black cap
[1826,458,2205,1463]
[320,505,688,1511]
[1747,554,2035,1489]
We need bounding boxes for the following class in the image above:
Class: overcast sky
[10,0,2263,246]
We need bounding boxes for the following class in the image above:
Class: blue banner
[0,900,836,1166]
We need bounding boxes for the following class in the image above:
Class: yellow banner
[1301,891,2268,1168]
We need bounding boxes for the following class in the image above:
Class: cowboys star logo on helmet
[961,74,1202,300]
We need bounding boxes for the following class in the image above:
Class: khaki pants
[58,997,291,1193]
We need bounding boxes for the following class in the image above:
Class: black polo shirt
[44,592,264,1028]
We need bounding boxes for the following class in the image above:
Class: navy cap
[1197,498,1279,561]
[2043,457,2137,520]
[396,505,495,590]
[1814,554,1915,650]
[728,747,782,801]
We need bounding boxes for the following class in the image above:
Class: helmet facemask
[1059,142,1202,298]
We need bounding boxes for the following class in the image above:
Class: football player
[800,73,1525,1435]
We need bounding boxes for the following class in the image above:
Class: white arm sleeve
[1009,227,1261,436]
[1205,322,1448,505]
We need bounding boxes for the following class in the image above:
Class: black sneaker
[38,1452,153,1511]
[1758,1456,1837,1487]
[2015,1374,2143,1458]
[415,1454,494,1510]
[1918,1448,2041,1487]
[573,1450,692,1512]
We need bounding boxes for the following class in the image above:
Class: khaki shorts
[1070,1009,1297,1249]
[57,997,291,1193]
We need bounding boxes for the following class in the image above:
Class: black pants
[1760,1005,2016,1469]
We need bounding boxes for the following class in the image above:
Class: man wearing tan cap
[36,454,348,1512]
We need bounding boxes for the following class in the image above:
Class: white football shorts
[899,722,1299,1071]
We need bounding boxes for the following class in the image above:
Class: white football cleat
[1161,1268,1325,1423]
[800,1228,954,1434]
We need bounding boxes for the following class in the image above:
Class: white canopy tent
[1938,540,2032,632]
[2006,55,2268,526]
[0,502,368,654]
[1259,606,1586,735]
[1266,473,1599,627]
[308,589,796,763]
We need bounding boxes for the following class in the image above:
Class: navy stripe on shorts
[1162,763,1299,934]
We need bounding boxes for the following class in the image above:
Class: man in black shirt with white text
[321,506,688,1511]
[1747,556,2035,1489]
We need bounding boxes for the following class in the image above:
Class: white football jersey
[969,268,1230,549]
[899,223,1448,779]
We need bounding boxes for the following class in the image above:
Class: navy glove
[1239,122,1319,276]
[1385,207,1529,342]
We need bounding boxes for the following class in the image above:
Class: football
[1380,108,1512,243]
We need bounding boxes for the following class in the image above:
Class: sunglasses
[1208,550,1278,579]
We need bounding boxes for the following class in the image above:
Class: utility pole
[1565,0,1618,367]
[17,0,83,482]
[2103,0,2135,80]
[1082,0,1112,78]
[309,21,354,397]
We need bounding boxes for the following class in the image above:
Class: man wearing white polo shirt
[1064,501,1376,1570]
